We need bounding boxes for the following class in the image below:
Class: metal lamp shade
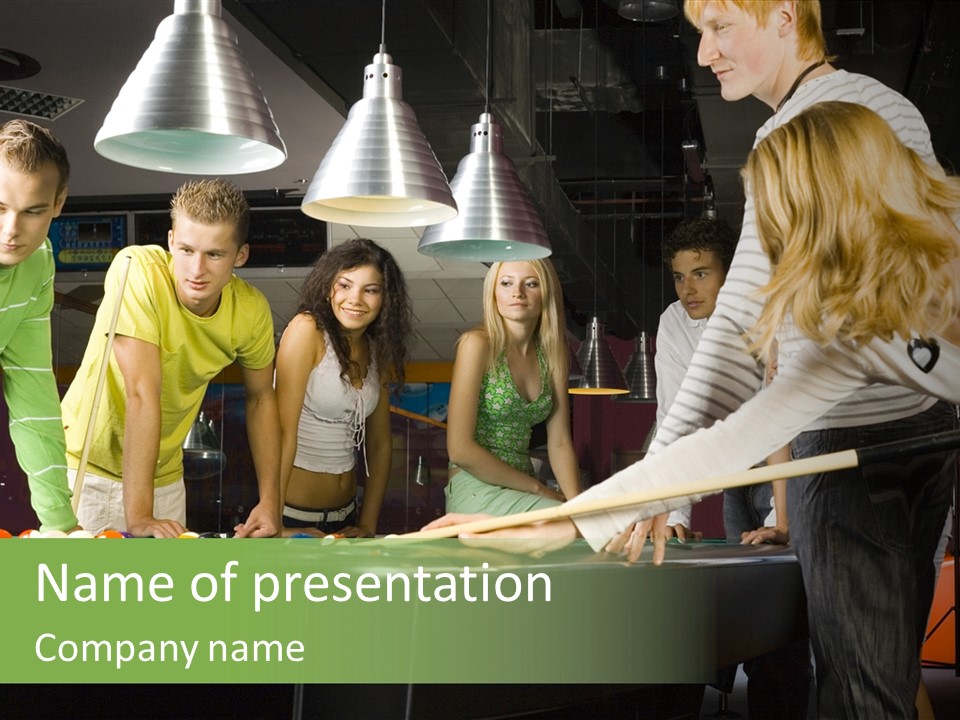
[418,113,551,261]
[614,331,658,402]
[182,411,226,479]
[301,48,457,228]
[617,0,680,22]
[570,317,628,395]
[94,0,286,175]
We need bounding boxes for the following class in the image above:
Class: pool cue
[71,255,133,513]
[402,429,960,539]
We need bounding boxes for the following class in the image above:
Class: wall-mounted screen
[49,214,127,270]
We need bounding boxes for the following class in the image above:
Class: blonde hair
[684,1,827,62]
[170,178,250,245]
[743,101,960,360]
[468,259,569,386]
[0,118,70,195]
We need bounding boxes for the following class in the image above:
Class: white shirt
[654,301,706,529]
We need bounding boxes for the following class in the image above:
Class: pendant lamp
[417,0,551,261]
[418,112,551,260]
[614,331,658,402]
[570,317,629,395]
[617,0,680,22]
[569,3,627,396]
[94,0,286,175]
[300,2,457,227]
[182,411,226,479]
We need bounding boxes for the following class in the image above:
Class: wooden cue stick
[71,255,133,513]
[401,429,960,539]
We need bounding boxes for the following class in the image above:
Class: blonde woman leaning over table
[425,100,960,719]
[429,102,960,560]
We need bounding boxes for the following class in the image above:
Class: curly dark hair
[662,216,738,273]
[298,238,412,386]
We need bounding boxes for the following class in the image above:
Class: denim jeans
[723,482,775,542]
[789,401,958,719]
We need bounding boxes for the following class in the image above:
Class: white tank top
[294,336,380,474]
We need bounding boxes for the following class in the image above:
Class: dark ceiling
[224,0,960,339]
[13,0,940,341]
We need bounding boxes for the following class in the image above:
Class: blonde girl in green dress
[445,260,581,515]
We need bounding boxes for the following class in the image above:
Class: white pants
[67,468,186,535]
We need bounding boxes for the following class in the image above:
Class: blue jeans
[789,401,957,719]
[723,482,774,542]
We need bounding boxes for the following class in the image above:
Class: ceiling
[5,0,958,365]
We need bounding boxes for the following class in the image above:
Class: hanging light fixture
[615,331,658,402]
[570,1,627,396]
[418,0,550,260]
[300,1,456,228]
[570,317,628,395]
[615,206,657,402]
[94,0,286,175]
[182,411,226,479]
[617,0,679,22]
[615,17,662,402]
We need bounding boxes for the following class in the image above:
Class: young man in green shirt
[0,119,78,532]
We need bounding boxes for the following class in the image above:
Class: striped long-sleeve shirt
[0,239,76,531]
[570,71,953,548]
[651,70,940,455]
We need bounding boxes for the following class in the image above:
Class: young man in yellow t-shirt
[62,179,280,538]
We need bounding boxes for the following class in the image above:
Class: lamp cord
[484,0,492,114]
[592,0,599,317]
[660,83,665,315]
[380,0,386,51]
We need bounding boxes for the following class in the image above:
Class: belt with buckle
[283,499,357,524]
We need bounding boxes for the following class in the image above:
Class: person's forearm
[356,441,391,533]
[547,444,581,500]
[246,395,281,511]
[122,394,162,524]
[772,478,789,531]
[451,443,549,494]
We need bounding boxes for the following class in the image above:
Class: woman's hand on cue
[604,512,670,565]
[421,513,579,557]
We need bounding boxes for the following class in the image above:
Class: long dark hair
[298,238,412,385]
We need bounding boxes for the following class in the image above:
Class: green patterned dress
[445,346,562,515]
